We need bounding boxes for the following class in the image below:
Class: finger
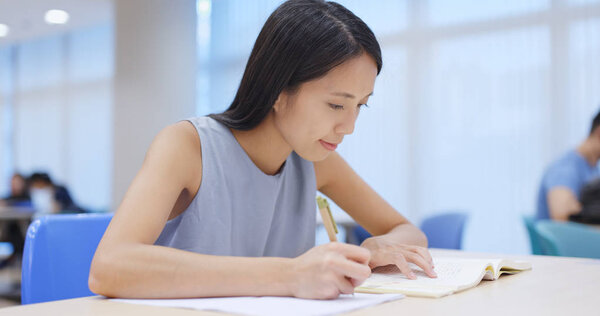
[391,254,416,280]
[405,252,437,278]
[327,242,371,264]
[330,257,372,283]
[411,246,434,267]
[404,245,435,269]
[348,276,361,287]
[334,275,356,295]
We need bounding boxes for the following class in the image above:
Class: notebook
[356,257,532,298]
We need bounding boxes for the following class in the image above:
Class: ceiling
[0,0,113,44]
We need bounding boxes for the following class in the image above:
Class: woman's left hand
[360,235,437,280]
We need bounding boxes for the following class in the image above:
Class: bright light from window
[197,0,211,16]
[0,24,8,37]
[45,9,70,25]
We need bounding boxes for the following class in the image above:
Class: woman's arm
[314,152,435,279]
[90,122,371,299]
[548,187,581,221]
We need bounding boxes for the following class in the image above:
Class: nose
[334,108,358,135]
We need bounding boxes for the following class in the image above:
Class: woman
[0,173,30,206]
[90,0,436,300]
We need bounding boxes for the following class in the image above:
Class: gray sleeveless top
[154,116,317,257]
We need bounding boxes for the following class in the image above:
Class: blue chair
[21,213,113,304]
[523,216,544,255]
[420,212,468,249]
[352,225,372,245]
[535,220,600,258]
[352,212,469,249]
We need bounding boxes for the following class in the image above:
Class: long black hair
[209,0,382,130]
[591,108,600,135]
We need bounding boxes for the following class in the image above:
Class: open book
[356,257,532,298]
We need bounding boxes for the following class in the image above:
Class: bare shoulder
[155,120,200,148]
[145,121,202,192]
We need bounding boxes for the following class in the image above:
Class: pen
[317,196,357,296]
[316,196,338,242]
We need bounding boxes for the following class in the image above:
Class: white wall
[0,47,14,196]
[1,24,113,211]
[112,0,197,208]
[1,0,199,211]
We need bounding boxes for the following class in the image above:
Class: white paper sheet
[112,293,404,316]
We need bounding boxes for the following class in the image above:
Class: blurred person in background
[0,173,31,207]
[28,172,84,214]
[0,173,31,267]
[0,172,84,267]
[537,109,600,221]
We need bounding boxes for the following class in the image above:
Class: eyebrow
[331,91,374,99]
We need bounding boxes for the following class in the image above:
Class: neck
[577,137,600,167]
[230,113,292,175]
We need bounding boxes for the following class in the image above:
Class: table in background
[2,249,598,315]
[0,206,35,221]
[0,206,36,249]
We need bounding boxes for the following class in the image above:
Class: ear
[272,90,288,113]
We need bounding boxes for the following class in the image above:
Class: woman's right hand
[289,242,372,299]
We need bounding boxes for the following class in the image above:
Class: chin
[294,149,331,162]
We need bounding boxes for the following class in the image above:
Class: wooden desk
[1,249,598,316]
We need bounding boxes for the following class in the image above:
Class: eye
[328,103,344,110]
[358,103,369,109]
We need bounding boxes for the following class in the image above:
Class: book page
[357,258,492,297]
[485,259,533,280]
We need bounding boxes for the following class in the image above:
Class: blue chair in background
[535,220,600,259]
[420,212,468,249]
[352,212,469,249]
[523,216,544,255]
[21,213,113,304]
[352,225,372,245]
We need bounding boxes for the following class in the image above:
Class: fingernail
[410,273,416,279]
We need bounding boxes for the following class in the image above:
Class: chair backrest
[352,225,372,245]
[420,212,468,249]
[523,216,544,255]
[21,213,113,304]
[535,220,600,259]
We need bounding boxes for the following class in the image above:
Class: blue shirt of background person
[537,150,599,220]
[537,109,600,221]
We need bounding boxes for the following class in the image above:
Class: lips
[319,140,338,151]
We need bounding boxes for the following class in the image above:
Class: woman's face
[11,175,26,195]
[273,53,378,162]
